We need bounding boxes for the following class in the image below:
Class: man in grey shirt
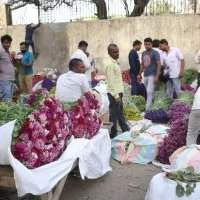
[139,38,161,110]
[0,35,15,101]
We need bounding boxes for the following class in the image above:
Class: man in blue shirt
[18,42,34,94]
[129,40,142,95]
[140,38,161,110]
[25,23,40,58]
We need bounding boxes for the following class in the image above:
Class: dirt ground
[0,160,161,200]
[61,160,161,200]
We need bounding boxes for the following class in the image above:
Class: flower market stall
[112,72,197,166]
[0,89,111,199]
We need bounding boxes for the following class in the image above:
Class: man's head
[152,39,160,48]
[1,34,12,51]
[69,58,85,73]
[78,40,88,53]
[159,39,169,52]
[20,42,28,54]
[108,43,119,60]
[144,38,153,51]
[133,40,142,51]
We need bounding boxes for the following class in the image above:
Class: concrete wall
[0,15,200,73]
[0,5,7,28]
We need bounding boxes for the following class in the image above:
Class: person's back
[70,41,92,81]
[55,58,90,102]
[56,72,89,102]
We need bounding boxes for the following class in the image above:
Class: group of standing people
[0,23,40,101]
[0,29,197,142]
[129,37,185,110]
[56,41,130,138]
[0,34,34,102]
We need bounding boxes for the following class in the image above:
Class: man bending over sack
[55,58,90,102]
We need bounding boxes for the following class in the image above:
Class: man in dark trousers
[25,23,41,58]
[103,43,130,138]
[129,40,142,95]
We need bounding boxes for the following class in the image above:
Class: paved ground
[0,160,161,200]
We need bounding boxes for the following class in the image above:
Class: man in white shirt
[186,87,200,145]
[153,39,164,66]
[55,58,90,102]
[70,41,92,81]
[160,39,185,98]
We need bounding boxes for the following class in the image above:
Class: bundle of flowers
[68,92,102,139]
[144,109,169,124]
[27,89,49,108]
[122,70,131,84]
[32,74,44,87]
[181,84,196,93]
[167,102,191,124]
[156,102,191,164]
[12,97,71,169]
[156,117,189,164]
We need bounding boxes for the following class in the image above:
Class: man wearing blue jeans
[139,38,161,110]
[0,35,15,102]
[160,39,185,98]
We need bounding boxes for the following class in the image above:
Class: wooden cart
[0,166,67,200]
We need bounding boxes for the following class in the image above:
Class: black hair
[78,40,88,48]
[160,39,168,45]
[1,34,12,43]
[133,40,142,47]
[107,43,118,53]
[69,58,83,71]
[144,38,153,43]
[20,42,26,46]
[152,39,160,48]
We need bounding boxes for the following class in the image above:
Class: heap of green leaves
[183,69,198,84]
[167,167,200,198]
[127,96,146,112]
[0,102,33,140]
[176,92,194,106]
[152,91,172,111]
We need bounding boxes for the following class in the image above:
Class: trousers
[186,110,200,145]
[108,93,130,138]
[144,76,155,111]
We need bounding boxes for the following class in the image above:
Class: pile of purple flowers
[156,102,191,164]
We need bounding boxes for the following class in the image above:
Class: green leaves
[176,183,185,197]
[167,167,200,198]
[0,102,33,140]
[183,69,198,85]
